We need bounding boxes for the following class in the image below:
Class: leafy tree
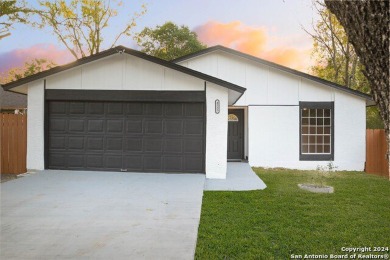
[37,0,146,59]
[305,1,383,129]
[306,2,367,92]
[136,21,206,60]
[324,0,389,178]
[0,0,36,40]
[0,59,56,84]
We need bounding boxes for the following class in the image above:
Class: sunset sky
[0,0,319,75]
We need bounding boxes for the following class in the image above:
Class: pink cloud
[195,21,314,72]
[0,44,75,74]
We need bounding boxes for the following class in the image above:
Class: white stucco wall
[46,54,204,91]
[205,83,228,178]
[180,50,367,171]
[248,106,299,168]
[334,91,366,170]
[27,80,45,170]
[247,92,366,171]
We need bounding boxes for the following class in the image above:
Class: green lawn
[195,168,390,259]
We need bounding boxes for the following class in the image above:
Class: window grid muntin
[301,108,332,154]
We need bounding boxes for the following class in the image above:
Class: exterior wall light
[215,99,220,114]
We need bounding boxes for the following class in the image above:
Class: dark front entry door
[227,109,244,160]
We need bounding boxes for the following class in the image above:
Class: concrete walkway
[0,170,205,260]
[204,162,267,191]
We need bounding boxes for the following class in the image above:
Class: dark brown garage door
[47,101,205,173]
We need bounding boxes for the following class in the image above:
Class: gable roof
[172,45,374,104]
[1,45,246,95]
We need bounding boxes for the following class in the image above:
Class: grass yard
[195,168,390,259]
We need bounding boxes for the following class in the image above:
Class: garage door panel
[123,155,143,171]
[69,136,85,150]
[164,139,183,153]
[145,103,163,116]
[68,154,84,168]
[69,119,85,132]
[69,102,85,114]
[125,103,143,115]
[87,119,104,132]
[105,155,122,169]
[86,155,104,168]
[144,138,163,152]
[184,120,204,135]
[165,120,183,135]
[49,153,67,168]
[165,103,183,116]
[49,101,67,114]
[87,102,105,114]
[185,103,204,117]
[106,119,123,133]
[164,156,183,171]
[125,119,143,133]
[50,119,67,132]
[185,156,204,172]
[86,137,104,150]
[144,119,163,134]
[107,103,124,115]
[184,139,203,153]
[49,136,66,150]
[106,137,123,151]
[144,156,162,171]
[124,138,143,152]
[48,101,205,173]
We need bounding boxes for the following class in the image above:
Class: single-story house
[1,45,374,179]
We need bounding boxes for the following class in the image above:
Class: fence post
[366,129,389,178]
[0,113,28,174]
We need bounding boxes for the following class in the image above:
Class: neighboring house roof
[1,46,246,95]
[0,87,27,109]
[172,45,374,105]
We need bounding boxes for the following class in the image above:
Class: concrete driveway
[0,170,205,260]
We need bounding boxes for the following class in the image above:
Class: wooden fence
[366,129,389,178]
[0,114,27,174]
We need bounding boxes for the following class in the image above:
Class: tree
[324,0,389,178]
[37,0,146,59]
[0,59,56,84]
[306,2,367,92]
[0,0,36,40]
[136,21,207,60]
[305,1,383,129]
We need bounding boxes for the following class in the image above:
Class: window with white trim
[300,102,334,161]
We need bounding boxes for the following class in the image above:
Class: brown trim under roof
[1,46,246,95]
[172,45,374,103]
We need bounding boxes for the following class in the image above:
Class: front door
[227,109,244,160]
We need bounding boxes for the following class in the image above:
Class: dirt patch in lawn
[1,174,19,183]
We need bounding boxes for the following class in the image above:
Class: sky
[0,0,319,75]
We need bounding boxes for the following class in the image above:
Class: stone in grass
[298,183,334,193]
